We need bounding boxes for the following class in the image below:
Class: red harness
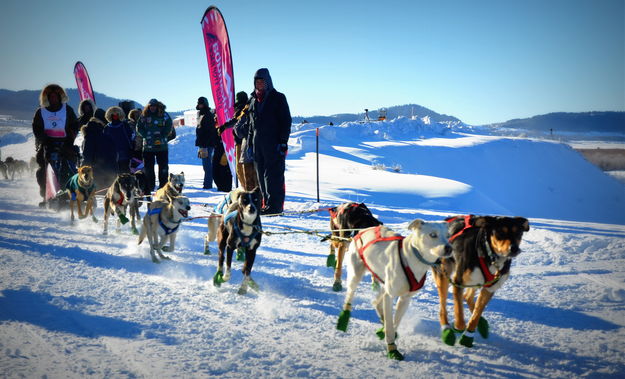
[116,191,125,206]
[329,202,360,224]
[446,215,499,287]
[353,226,426,292]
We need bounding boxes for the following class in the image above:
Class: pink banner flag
[200,6,237,180]
[73,61,95,103]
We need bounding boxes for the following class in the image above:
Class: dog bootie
[203,237,211,255]
[387,345,404,361]
[118,213,129,224]
[441,325,456,346]
[371,280,380,292]
[326,253,336,269]
[236,248,245,262]
[332,280,342,292]
[247,277,259,291]
[337,309,351,332]
[131,226,139,235]
[213,271,225,287]
[477,317,489,339]
[459,331,474,348]
[376,327,398,340]
[92,215,98,223]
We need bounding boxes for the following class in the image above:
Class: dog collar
[411,247,441,267]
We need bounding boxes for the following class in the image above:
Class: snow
[0,117,624,378]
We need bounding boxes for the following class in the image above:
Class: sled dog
[65,165,96,222]
[154,172,185,203]
[103,173,140,235]
[337,220,452,360]
[431,215,529,348]
[138,196,190,263]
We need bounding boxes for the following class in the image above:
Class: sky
[0,0,623,125]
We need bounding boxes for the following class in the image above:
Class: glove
[198,148,208,159]
[278,143,288,156]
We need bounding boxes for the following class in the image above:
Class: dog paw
[376,327,398,340]
[203,239,211,255]
[213,271,224,287]
[326,254,336,268]
[151,257,160,264]
[236,248,245,261]
[92,216,98,223]
[387,349,404,361]
[332,281,342,292]
[441,327,456,346]
[247,278,259,291]
[459,332,474,348]
[118,214,129,224]
[237,286,248,295]
[477,317,489,339]
[337,309,351,332]
[223,270,231,282]
[161,245,171,252]
[131,227,139,235]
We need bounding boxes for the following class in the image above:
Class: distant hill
[490,112,625,134]
[0,89,141,120]
[292,103,460,125]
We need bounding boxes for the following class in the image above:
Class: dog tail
[138,225,146,245]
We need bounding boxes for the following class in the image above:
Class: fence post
[316,127,320,203]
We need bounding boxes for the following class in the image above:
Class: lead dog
[213,188,262,295]
[103,173,140,235]
[138,196,190,263]
[432,215,529,348]
[337,220,452,360]
[326,202,383,291]
[154,172,185,203]
[65,165,96,223]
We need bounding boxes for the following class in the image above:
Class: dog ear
[408,219,424,230]
[516,217,530,231]
[472,216,492,228]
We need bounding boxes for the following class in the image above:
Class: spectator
[77,99,96,128]
[246,68,291,214]
[104,106,134,174]
[195,96,219,189]
[81,108,116,189]
[32,84,80,205]
[127,108,143,171]
[137,98,173,191]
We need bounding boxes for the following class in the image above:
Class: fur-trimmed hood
[142,100,166,117]
[128,109,141,122]
[39,84,69,107]
[105,106,126,122]
[78,99,97,118]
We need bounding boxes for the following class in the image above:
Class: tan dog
[154,172,185,203]
[138,196,190,263]
[337,221,452,360]
[64,166,96,223]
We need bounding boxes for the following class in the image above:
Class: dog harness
[224,210,260,249]
[147,207,180,235]
[446,215,501,287]
[65,174,95,201]
[352,226,426,292]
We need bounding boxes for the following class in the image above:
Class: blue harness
[224,210,260,249]
[147,207,180,235]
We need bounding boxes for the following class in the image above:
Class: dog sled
[42,142,78,211]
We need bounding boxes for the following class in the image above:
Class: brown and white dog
[103,173,140,235]
[337,220,452,360]
[154,172,185,203]
[213,188,262,295]
[65,165,96,223]
[204,188,245,254]
[326,202,382,291]
[432,215,530,348]
[138,196,190,263]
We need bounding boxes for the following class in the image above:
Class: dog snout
[509,245,521,257]
[444,244,453,256]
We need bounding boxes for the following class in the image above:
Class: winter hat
[253,68,274,93]
[235,91,248,105]
[148,98,159,106]
[93,108,106,123]
[105,106,126,123]
[197,96,208,106]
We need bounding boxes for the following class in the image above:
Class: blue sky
[0,0,623,125]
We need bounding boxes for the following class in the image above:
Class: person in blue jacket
[103,106,134,174]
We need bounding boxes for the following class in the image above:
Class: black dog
[213,188,262,295]
[129,170,150,234]
[326,202,383,291]
[103,173,140,235]
[432,215,530,348]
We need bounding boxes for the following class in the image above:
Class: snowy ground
[1,119,624,378]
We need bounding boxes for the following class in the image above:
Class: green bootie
[387,349,404,361]
[337,309,351,332]
[326,254,336,269]
[441,327,456,346]
[236,248,245,261]
[131,226,139,235]
[371,281,380,291]
[213,271,224,287]
[118,213,129,224]
[459,332,474,348]
[477,317,489,339]
[332,281,342,292]
[376,327,398,340]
